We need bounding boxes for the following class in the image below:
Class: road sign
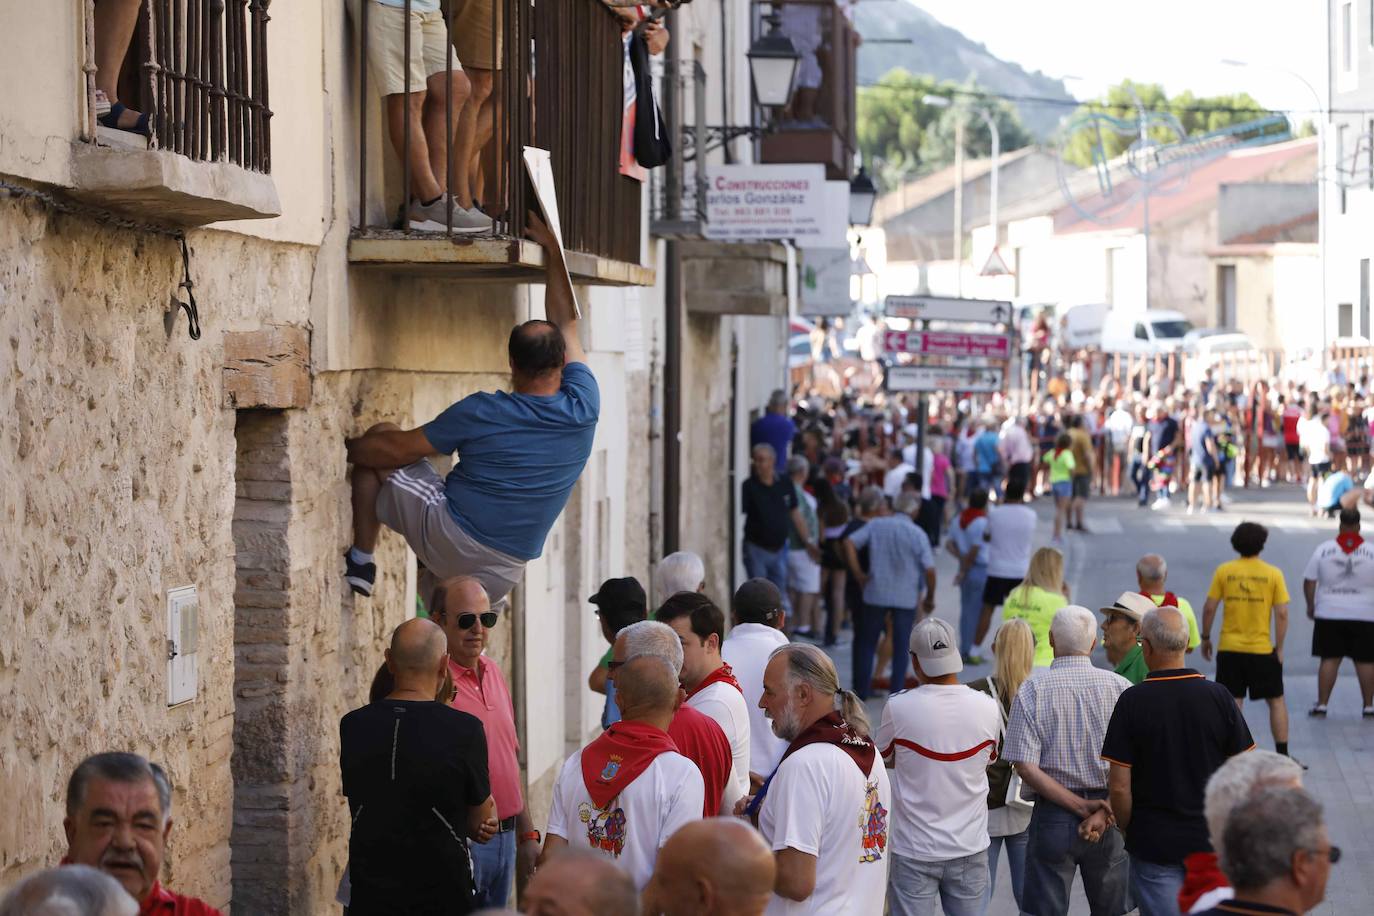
[980,246,1013,277]
[882,330,1011,359]
[886,364,1005,394]
[884,295,1013,325]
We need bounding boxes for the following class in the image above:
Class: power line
[856,81,1365,117]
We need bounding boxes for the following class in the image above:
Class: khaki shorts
[453,0,503,71]
[376,459,525,612]
[367,2,462,97]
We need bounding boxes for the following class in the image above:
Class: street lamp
[747,15,801,109]
[1221,57,1327,363]
[849,166,878,226]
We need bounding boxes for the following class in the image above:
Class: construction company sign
[704,164,829,241]
[882,330,1011,359]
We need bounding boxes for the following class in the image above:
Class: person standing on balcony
[343,213,595,607]
[91,0,150,135]
[360,0,493,233]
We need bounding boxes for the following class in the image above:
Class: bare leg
[93,0,145,127]
[1316,658,1341,707]
[473,72,502,210]
[454,68,494,208]
[351,422,401,552]
[385,92,443,203]
[1267,696,1289,744]
[1355,662,1374,708]
[422,69,471,199]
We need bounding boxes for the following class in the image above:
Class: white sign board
[885,295,1012,325]
[800,248,854,317]
[704,164,829,241]
[883,330,1012,359]
[523,146,581,317]
[796,181,852,250]
[886,364,1006,394]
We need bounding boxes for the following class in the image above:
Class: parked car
[1182,326,1237,352]
[1183,332,1261,387]
[1099,309,1195,354]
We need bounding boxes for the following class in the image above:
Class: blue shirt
[974,431,1001,474]
[373,0,441,11]
[1318,471,1354,510]
[423,362,600,560]
[751,412,796,465]
[950,514,989,568]
[846,514,934,610]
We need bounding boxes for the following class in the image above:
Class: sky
[907,0,1328,116]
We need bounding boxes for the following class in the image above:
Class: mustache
[99,847,145,871]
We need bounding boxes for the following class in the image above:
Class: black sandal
[98,102,151,137]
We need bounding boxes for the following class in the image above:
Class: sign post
[885,364,1006,393]
[883,295,1013,325]
[881,329,1011,359]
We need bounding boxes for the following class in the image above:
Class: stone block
[223,326,311,410]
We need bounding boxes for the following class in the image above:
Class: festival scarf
[1177,851,1228,914]
[1139,590,1180,609]
[1337,531,1365,554]
[1053,447,1068,461]
[686,663,742,699]
[959,507,986,530]
[745,711,875,818]
[581,720,679,809]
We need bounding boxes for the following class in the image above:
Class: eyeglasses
[1322,845,1342,864]
[606,660,624,672]
[456,612,499,630]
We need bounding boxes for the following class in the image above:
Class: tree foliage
[857,69,1032,190]
[1060,80,1277,167]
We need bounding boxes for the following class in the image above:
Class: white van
[1099,309,1195,354]
[1059,303,1109,350]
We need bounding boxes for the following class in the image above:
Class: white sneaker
[1186,504,1195,515]
[1152,496,1171,511]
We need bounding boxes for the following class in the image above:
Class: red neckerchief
[1338,532,1365,554]
[778,711,875,774]
[687,663,742,699]
[1053,447,1068,460]
[581,720,679,809]
[959,507,986,529]
[1178,851,1228,914]
[1140,589,1179,609]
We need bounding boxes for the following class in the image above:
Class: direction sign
[882,330,1011,359]
[886,364,1005,394]
[884,295,1013,325]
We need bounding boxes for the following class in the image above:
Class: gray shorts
[376,459,525,612]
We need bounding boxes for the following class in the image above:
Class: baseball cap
[734,578,784,623]
[589,577,646,612]
[909,616,962,678]
[1098,591,1156,623]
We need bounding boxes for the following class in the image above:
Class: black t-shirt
[1150,417,1179,455]
[1099,669,1254,865]
[741,474,799,551]
[340,699,490,915]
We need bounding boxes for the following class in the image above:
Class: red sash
[1140,590,1179,609]
[581,720,679,809]
[687,663,742,699]
[778,711,875,775]
[1338,532,1365,554]
[958,507,986,530]
[1177,852,1228,914]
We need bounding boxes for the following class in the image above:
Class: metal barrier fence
[86,0,273,172]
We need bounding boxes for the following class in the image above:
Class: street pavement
[820,481,1373,914]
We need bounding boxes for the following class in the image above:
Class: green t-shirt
[1003,584,1068,667]
[1114,642,1149,684]
[598,646,615,668]
[1041,448,1077,484]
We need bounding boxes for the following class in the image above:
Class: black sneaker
[344,551,376,597]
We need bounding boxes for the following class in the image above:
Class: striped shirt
[846,514,934,610]
[1003,656,1130,796]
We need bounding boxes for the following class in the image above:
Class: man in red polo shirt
[63,752,221,915]
[431,575,540,906]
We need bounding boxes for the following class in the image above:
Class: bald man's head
[645,819,775,916]
[389,618,448,673]
[524,849,638,916]
[431,575,490,620]
[614,654,679,718]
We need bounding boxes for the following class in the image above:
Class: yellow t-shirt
[1068,427,1095,478]
[1003,584,1068,667]
[1206,557,1290,654]
[1041,449,1076,484]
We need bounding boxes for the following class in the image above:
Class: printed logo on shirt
[579,802,628,857]
[858,780,888,864]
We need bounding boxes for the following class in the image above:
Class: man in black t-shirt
[1146,402,1181,510]
[740,443,816,612]
[340,619,497,916]
[1098,606,1254,916]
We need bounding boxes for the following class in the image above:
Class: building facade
[1328,0,1374,341]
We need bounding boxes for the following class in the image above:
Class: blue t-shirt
[423,362,600,560]
[1190,421,1214,464]
[751,412,796,465]
[1318,471,1354,510]
[974,432,1001,474]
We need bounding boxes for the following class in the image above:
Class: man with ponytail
[745,644,892,914]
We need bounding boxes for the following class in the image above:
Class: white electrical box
[166,586,199,706]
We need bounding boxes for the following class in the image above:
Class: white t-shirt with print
[687,678,753,809]
[1303,538,1374,622]
[759,743,892,916]
[1299,416,1332,465]
[876,684,1002,861]
[985,503,1037,579]
[722,624,790,775]
[546,749,705,890]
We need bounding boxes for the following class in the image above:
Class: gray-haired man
[0,865,136,916]
[62,752,221,914]
[1193,786,1334,915]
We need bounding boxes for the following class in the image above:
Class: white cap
[910,616,963,678]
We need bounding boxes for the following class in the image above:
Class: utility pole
[953,116,965,297]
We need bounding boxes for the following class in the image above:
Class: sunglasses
[455,612,499,630]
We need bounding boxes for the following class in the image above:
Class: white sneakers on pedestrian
[1151,496,1171,511]
[407,197,494,234]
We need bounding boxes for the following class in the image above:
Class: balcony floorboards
[347,231,654,287]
